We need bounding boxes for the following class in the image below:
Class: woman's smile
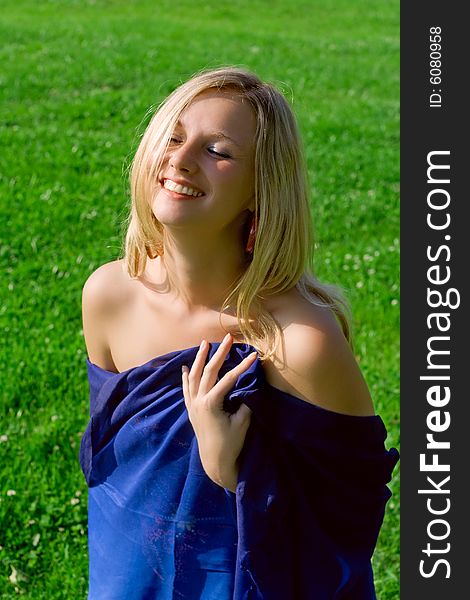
[162,178,205,198]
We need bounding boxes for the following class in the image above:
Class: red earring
[245,213,257,255]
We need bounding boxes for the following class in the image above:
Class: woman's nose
[169,142,197,174]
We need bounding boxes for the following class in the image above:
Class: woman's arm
[81,261,121,373]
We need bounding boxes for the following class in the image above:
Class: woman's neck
[144,232,248,314]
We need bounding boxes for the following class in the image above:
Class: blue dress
[79,342,399,599]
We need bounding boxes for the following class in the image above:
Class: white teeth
[163,179,203,197]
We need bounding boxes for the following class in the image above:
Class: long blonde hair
[122,66,352,360]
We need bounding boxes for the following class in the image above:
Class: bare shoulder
[264,287,375,416]
[82,259,130,309]
[81,259,131,371]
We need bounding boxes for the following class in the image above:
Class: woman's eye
[208,147,230,159]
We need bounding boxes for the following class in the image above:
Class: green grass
[0,0,399,597]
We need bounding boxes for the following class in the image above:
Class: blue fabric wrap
[79,342,399,599]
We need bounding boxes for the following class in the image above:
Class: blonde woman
[80,67,398,599]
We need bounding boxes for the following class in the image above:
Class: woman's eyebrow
[210,132,242,148]
[173,121,243,148]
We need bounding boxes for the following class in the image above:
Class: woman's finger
[209,351,258,400]
[188,340,210,398]
[230,402,253,430]
[198,333,234,395]
[181,365,190,407]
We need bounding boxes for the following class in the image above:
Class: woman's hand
[182,333,257,493]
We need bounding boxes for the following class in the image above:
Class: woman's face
[152,90,256,234]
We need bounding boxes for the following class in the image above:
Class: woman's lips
[162,178,204,197]
[161,187,205,200]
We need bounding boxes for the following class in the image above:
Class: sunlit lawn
[0,0,399,597]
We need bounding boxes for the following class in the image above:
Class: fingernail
[249,351,258,359]
[224,333,232,342]
[200,339,206,349]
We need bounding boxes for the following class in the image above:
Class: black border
[401,4,468,596]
